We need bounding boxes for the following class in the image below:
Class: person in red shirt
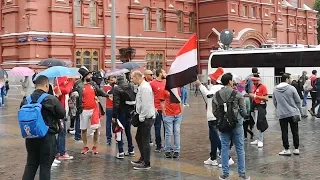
[54,76,74,160]
[103,75,116,145]
[73,67,108,155]
[150,69,166,152]
[310,70,317,114]
[249,74,268,148]
[160,88,182,158]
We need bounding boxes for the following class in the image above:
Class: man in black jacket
[21,75,66,180]
[112,75,136,159]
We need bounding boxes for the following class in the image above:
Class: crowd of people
[17,65,317,180]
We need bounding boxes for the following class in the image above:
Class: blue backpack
[18,93,49,138]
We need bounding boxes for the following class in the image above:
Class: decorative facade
[0,0,317,73]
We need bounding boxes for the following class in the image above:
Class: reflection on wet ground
[1,92,320,180]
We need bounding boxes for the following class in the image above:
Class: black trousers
[311,92,317,112]
[22,133,56,180]
[279,117,299,150]
[136,118,155,166]
[70,115,76,129]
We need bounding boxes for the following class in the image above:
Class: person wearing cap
[144,70,154,82]
[103,75,117,145]
[249,74,268,148]
[72,66,108,155]
[273,73,301,156]
[195,67,235,167]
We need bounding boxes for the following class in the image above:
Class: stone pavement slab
[1,94,320,180]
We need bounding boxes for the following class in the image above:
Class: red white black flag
[165,33,198,103]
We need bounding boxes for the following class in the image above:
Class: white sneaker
[293,149,300,155]
[228,158,235,166]
[279,149,292,156]
[250,140,258,145]
[218,158,234,168]
[116,152,125,159]
[257,141,263,148]
[204,158,219,166]
[54,159,61,164]
[51,162,59,167]
[69,130,75,135]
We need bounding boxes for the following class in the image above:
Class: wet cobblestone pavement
[1,91,320,180]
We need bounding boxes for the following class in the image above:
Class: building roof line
[0,31,190,41]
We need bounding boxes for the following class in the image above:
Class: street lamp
[111,0,116,70]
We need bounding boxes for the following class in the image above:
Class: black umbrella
[38,58,67,67]
[0,68,8,78]
[118,62,141,70]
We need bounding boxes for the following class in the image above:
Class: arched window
[74,0,82,26]
[156,9,164,31]
[143,7,151,31]
[146,51,164,70]
[189,12,195,32]
[177,10,183,32]
[75,49,100,71]
[89,0,97,27]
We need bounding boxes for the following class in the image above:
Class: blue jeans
[181,88,188,104]
[117,113,134,153]
[154,110,163,149]
[220,120,246,177]
[105,108,113,142]
[208,121,221,160]
[303,91,308,107]
[57,120,66,156]
[163,114,182,152]
[0,87,5,106]
[74,112,81,140]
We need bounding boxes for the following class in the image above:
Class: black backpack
[215,90,238,133]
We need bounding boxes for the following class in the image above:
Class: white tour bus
[207,45,320,95]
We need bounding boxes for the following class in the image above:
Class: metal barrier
[260,76,281,95]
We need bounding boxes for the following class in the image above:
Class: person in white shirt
[195,67,234,167]
[130,71,155,170]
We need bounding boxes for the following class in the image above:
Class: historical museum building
[0,0,317,72]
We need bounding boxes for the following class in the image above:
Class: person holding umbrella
[72,66,108,154]
[54,77,75,160]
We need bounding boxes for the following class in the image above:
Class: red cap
[209,67,224,81]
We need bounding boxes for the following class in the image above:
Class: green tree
[315,0,320,43]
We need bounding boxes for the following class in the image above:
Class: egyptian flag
[165,33,198,103]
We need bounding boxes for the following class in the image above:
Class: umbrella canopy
[10,67,34,77]
[33,66,79,80]
[118,62,141,70]
[0,68,8,78]
[38,58,67,67]
[105,69,129,78]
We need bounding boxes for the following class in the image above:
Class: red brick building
[0,0,317,73]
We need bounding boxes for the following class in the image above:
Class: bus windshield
[210,50,320,68]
